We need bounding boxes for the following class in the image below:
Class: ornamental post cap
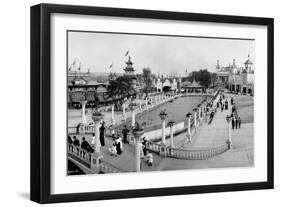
[129,102,137,110]
[226,115,232,122]
[159,109,168,116]
[132,122,146,136]
[168,120,175,126]
[92,109,104,117]
[92,111,105,122]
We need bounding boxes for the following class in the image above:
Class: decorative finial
[133,121,146,132]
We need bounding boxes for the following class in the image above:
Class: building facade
[216,54,254,95]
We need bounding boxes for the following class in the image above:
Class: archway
[162,86,171,92]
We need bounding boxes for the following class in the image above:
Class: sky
[68,31,255,76]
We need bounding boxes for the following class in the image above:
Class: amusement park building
[216,54,254,95]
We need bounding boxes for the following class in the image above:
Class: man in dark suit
[231,117,235,129]
[81,137,89,149]
[122,125,130,144]
[73,136,80,146]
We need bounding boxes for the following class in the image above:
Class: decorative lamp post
[80,100,88,133]
[145,97,148,108]
[122,103,126,121]
[129,102,137,127]
[168,120,175,148]
[193,108,198,131]
[111,104,115,126]
[186,112,192,142]
[81,100,88,125]
[132,122,145,172]
[91,110,105,172]
[159,109,168,144]
[197,104,202,123]
[226,115,232,149]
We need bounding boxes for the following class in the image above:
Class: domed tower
[244,53,254,73]
[232,59,238,74]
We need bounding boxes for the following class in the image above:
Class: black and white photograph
[67,31,255,175]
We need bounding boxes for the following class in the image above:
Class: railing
[167,143,229,160]
[67,143,123,173]
[85,125,95,133]
[68,125,95,135]
[68,126,77,134]
[68,143,92,166]
[146,142,163,153]
[99,159,123,173]
[146,141,230,160]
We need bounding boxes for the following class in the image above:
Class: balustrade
[67,143,123,173]
[148,141,229,160]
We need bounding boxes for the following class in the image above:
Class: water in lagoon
[135,96,206,130]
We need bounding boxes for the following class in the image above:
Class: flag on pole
[125,50,129,57]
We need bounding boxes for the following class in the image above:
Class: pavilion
[181,79,204,95]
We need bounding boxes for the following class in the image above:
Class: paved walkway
[71,133,163,172]
[70,94,254,173]
[184,102,231,149]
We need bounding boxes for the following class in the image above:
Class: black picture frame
[30,3,274,204]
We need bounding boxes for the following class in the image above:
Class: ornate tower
[123,56,137,89]
[232,59,238,74]
[216,60,220,71]
[123,56,135,76]
[244,53,254,73]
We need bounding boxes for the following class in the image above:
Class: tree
[106,76,136,102]
[187,69,214,88]
[142,68,153,96]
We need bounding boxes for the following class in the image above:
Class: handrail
[100,159,123,173]
[146,141,229,160]
[67,143,92,165]
[67,143,123,173]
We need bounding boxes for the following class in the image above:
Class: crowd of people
[108,125,153,167]
[210,93,243,130]
[231,97,242,129]
[217,93,229,112]
[70,122,154,168]
[68,135,95,157]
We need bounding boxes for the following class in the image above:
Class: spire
[216,60,220,69]
[123,55,135,75]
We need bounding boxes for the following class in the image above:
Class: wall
[144,121,185,141]
[0,0,280,207]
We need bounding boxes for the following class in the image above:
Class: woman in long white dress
[91,133,95,145]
